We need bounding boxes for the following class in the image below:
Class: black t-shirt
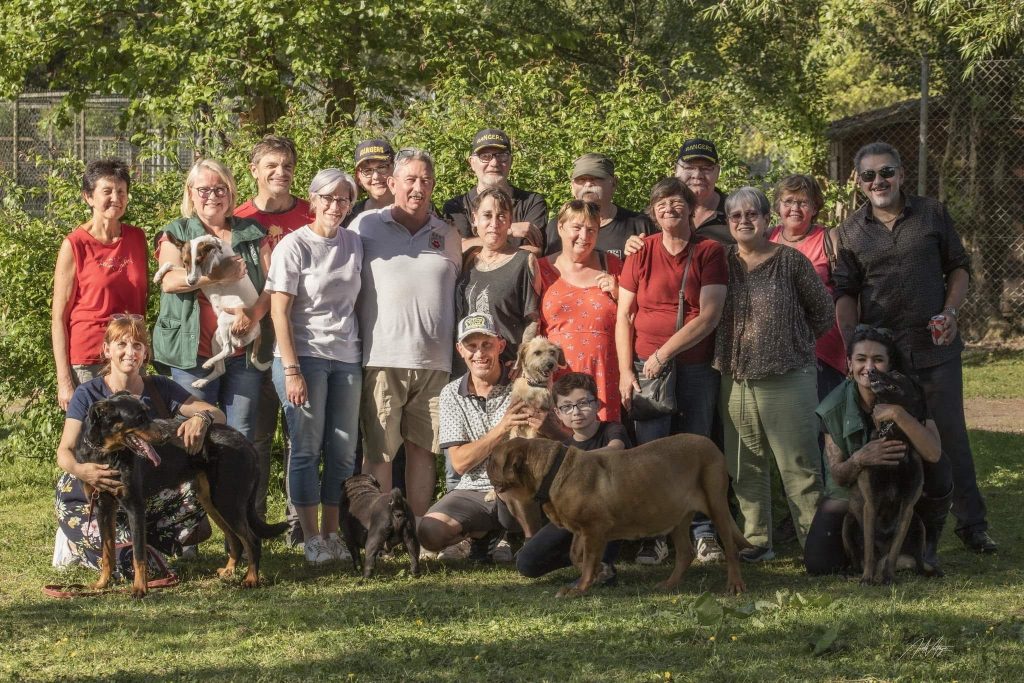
[544,205,656,259]
[563,421,632,452]
[442,185,548,249]
[694,189,733,245]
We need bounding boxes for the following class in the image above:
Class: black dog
[340,474,420,578]
[75,393,287,597]
[843,369,939,585]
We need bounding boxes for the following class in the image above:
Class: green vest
[152,216,273,370]
[814,379,873,500]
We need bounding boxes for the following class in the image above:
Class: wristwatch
[943,307,958,318]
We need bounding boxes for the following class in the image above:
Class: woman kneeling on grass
[516,372,629,589]
[804,325,952,575]
[53,316,225,574]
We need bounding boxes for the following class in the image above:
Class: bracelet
[653,350,664,366]
[192,410,213,427]
[284,371,304,378]
[283,364,300,371]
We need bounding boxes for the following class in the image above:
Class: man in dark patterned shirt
[834,141,996,556]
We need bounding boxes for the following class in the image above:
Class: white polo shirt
[351,208,462,372]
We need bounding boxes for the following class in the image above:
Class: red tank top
[66,224,148,364]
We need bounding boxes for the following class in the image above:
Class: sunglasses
[858,166,898,183]
[111,313,144,322]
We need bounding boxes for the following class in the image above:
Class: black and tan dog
[340,474,420,578]
[75,393,287,597]
[843,369,939,585]
[488,434,752,597]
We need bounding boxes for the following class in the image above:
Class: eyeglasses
[654,199,690,212]
[318,194,352,206]
[854,324,894,340]
[193,185,229,199]
[858,166,898,183]
[556,399,597,415]
[727,210,764,223]
[474,151,511,164]
[781,199,813,210]
[111,313,144,322]
[358,164,392,179]
[677,164,717,176]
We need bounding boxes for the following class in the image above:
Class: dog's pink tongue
[129,435,161,467]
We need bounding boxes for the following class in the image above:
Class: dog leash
[534,444,569,504]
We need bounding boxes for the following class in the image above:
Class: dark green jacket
[152,216,273,369]
[814,379,873,500]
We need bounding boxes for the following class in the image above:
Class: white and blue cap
[457,312,501,343]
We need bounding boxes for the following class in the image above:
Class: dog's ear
[86,401,114,447]
[514,340,529,374]
[556,345,567,369]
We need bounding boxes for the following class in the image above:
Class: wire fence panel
[828,58,1024,342]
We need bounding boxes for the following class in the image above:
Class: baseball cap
[571,153,615,180]
[471,128,511,155]
[354,139,395,167]
[457,312,501,343]
[677,138,719,164]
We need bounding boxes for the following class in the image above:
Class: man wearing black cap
[442,128,547,254]
[544,153,656,259]
[344,138,395,227]
[674,138,733,245]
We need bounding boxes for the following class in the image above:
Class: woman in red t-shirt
[538,200,621,422]
[51,159,148,411]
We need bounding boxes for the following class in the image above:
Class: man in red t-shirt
[235,135,311,545]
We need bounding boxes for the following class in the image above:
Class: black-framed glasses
[858,166,898,183]
[474,151,511,163]
[318,194,352,207]
[556,399,597,415]
[853,324,894,340]
[357,164,392,179]
[193,185,229,199]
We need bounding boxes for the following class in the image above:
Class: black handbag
[630,247,694,421]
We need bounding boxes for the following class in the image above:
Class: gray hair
[724,186,771,217]
[853,142,901,171]
[308,168,357,203]
[393,147,435,176]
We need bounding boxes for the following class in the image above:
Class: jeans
[273,357,361,507]
[171,355,264,441]
[633,361,720,539]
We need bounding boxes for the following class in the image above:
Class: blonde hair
[100,316,151,376]
[180,159,238,218]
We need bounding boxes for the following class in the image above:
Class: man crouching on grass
[418,313,562,563]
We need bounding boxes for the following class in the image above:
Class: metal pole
[12,97,18,182]
[918,55,929,196]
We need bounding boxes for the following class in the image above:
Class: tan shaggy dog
[509,336,565,438]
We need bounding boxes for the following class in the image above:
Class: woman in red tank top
[51,159,148,411]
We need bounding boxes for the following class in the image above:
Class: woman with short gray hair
[267,168,363,565]
[715,186,835,563]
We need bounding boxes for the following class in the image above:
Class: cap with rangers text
[471,128,511,155]
[677,138,719,164]
[354,139,395,168]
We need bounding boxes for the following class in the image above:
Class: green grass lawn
[3,360,1023,681]
[963,347,1024,399]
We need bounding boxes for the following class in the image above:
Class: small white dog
[509,336,566,439]
[154,234,270,388]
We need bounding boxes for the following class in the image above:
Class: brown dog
[509,336,565,438]
[488,434,752,597]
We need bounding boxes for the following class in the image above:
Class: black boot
[915,486,953,575]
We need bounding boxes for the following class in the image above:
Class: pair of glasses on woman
[111,313,144,322]
[318,194,352,207]
[858,166,898,183]
[193,185,229,199]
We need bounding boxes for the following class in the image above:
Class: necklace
[780,228,809,243]
[475,250,514,272]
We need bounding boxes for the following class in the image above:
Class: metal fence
[827,58,1024,342]
[0,93,187,215]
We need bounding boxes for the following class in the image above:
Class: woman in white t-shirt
[266,168,363,565]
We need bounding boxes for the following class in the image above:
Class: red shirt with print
[234,197,312,251]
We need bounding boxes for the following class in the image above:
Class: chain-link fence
[0,92,187,214]
[827,58,1024,343]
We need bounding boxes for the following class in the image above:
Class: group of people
[50,128,996,586]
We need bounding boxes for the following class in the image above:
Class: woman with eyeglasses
[767,175,847,400]
[715,187,834,563]
[52,159,148,412]
[614,177,728,566]
[344,138,395,228]
[266,169,364,565]
[154,159,272,442]
[53,315,224,572]
[804,325,951,576]
[538,200,622,422]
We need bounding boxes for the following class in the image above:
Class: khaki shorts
[360,367,447,463]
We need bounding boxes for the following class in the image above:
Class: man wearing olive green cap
[543,153,655,259]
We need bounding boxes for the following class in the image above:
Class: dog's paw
[130,586,148,599]
[192,379,210,390]
[655,579,680,592]
[556,585,586,599]
[217,567,236,579]
[724,580,746,595]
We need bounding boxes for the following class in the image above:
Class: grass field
[2,357,1023,681]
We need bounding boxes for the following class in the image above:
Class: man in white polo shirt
[350,148,462,519]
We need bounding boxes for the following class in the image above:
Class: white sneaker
[437,538,471,561]
[490,538,513,563]
[635,537,670,565]
[325,534,352,562]
[694,536,725,564]
[304,535,332,565]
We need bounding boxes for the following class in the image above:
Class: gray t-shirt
[265,225,362,363]
[350,208,462,372]
[437,373,514,491]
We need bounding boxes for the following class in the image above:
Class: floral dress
[54,376,206,573]
[538,254,622,422]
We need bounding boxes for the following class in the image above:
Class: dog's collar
[533,444,569,505]
[525,378,549,388]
